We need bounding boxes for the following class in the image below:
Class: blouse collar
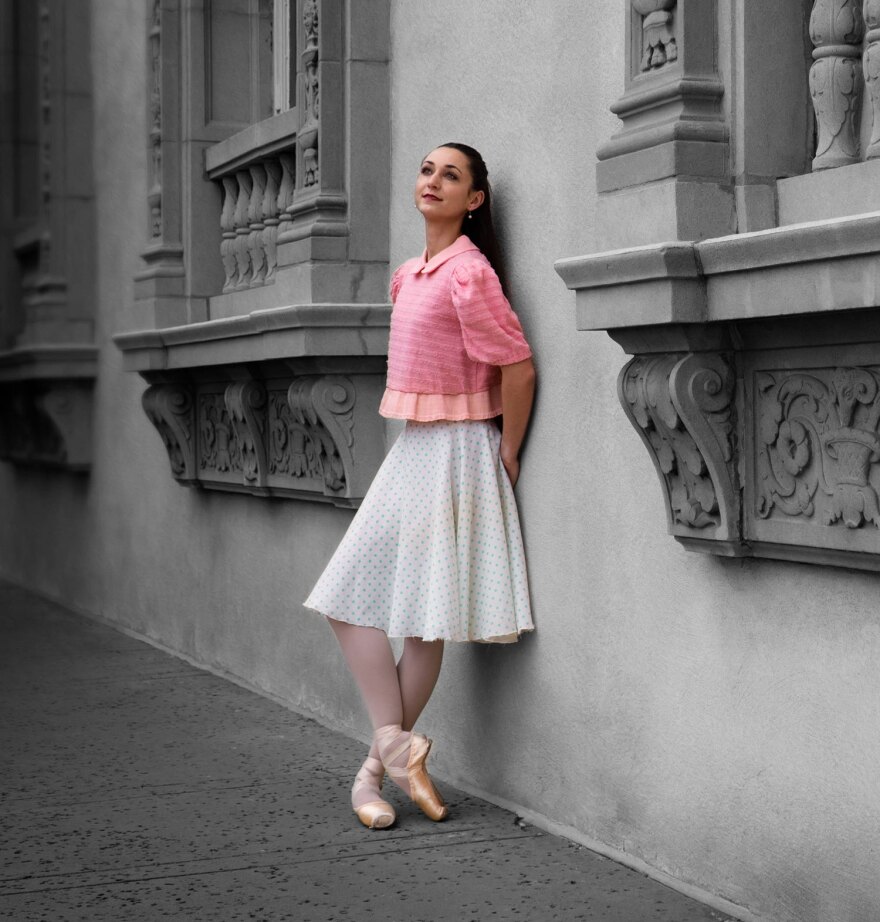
[412,235,479,275]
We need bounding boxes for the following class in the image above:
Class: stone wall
[1,3,879,922]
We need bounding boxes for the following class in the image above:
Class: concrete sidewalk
[1,583,736,922]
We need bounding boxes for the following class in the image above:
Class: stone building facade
[2,2,880,920]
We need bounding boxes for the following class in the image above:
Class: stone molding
[114,303,391,372]
[556,211,880,333]
[556,212,880,570]
[597,0,728,192]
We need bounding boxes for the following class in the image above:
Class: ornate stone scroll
[756,366,880,529]
[618,353,742,551]
[633,0,677,71]
[810,0,865,170]
[141,384,197,483]
[865,0,880,159]
[224,380,268,487]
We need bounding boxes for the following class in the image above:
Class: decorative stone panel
[745,355,880,564]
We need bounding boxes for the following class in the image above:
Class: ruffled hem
[379,386,501,421]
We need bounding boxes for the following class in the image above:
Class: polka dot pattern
[304,420,534,644]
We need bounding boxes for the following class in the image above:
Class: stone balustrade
[208,113,298,294]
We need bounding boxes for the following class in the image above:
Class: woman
[305,143,536,828]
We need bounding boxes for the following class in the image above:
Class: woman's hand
[501,450,520,488]
[499,357,536,489]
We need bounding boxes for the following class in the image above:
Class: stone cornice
[114,303,391,372]
[556,211,880,332]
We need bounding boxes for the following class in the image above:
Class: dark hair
[437,142,509,297]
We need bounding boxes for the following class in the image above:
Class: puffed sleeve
[450,260,533,365]
[390,265,405,303]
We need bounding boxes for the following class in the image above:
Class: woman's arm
[499,357,536,487]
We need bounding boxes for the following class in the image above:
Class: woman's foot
[375,724,448,822]
[351,754,396,829]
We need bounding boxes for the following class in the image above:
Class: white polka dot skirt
[304,420,534,643]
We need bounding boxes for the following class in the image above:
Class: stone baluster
[277,152,296,232]
[247,164,267,287]
[220,176,238,292]
[262,159,282,283]
[810,0,865,170]
[233,169,253,289]
[865,0,880,158]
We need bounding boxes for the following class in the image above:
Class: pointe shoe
[380,729,449,822]
[352,755,396,830]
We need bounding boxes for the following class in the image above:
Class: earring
[467,211,473,220]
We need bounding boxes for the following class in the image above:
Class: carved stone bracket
[142,383,197,483]
[0,381,94,470]
[139,369,384,507]
[619,352,742,554]
[0,346,98,471]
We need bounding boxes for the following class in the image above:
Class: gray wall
[2,3,879,922]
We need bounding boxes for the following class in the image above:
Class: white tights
[328,618,444,795]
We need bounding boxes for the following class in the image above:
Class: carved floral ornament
[300,0,320,187]
[618,352,739,543]
[757,367,880,529]
[141,375,362,503]
[632,0,677,72]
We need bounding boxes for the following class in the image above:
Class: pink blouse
[380,236,532,421]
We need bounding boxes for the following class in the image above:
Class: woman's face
[414,147,484,224]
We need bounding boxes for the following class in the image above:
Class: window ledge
[556,212,880,572]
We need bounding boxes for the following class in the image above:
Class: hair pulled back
[438,142,509,297]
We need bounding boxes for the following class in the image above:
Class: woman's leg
[373,637,447,820]
[329,620,445,814]
[365,637,445,760]
[328,619,402,825]
[327,618,403,728]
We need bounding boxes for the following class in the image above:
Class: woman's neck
[424,221,463,261]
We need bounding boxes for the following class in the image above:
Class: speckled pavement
[0,583,734,922]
